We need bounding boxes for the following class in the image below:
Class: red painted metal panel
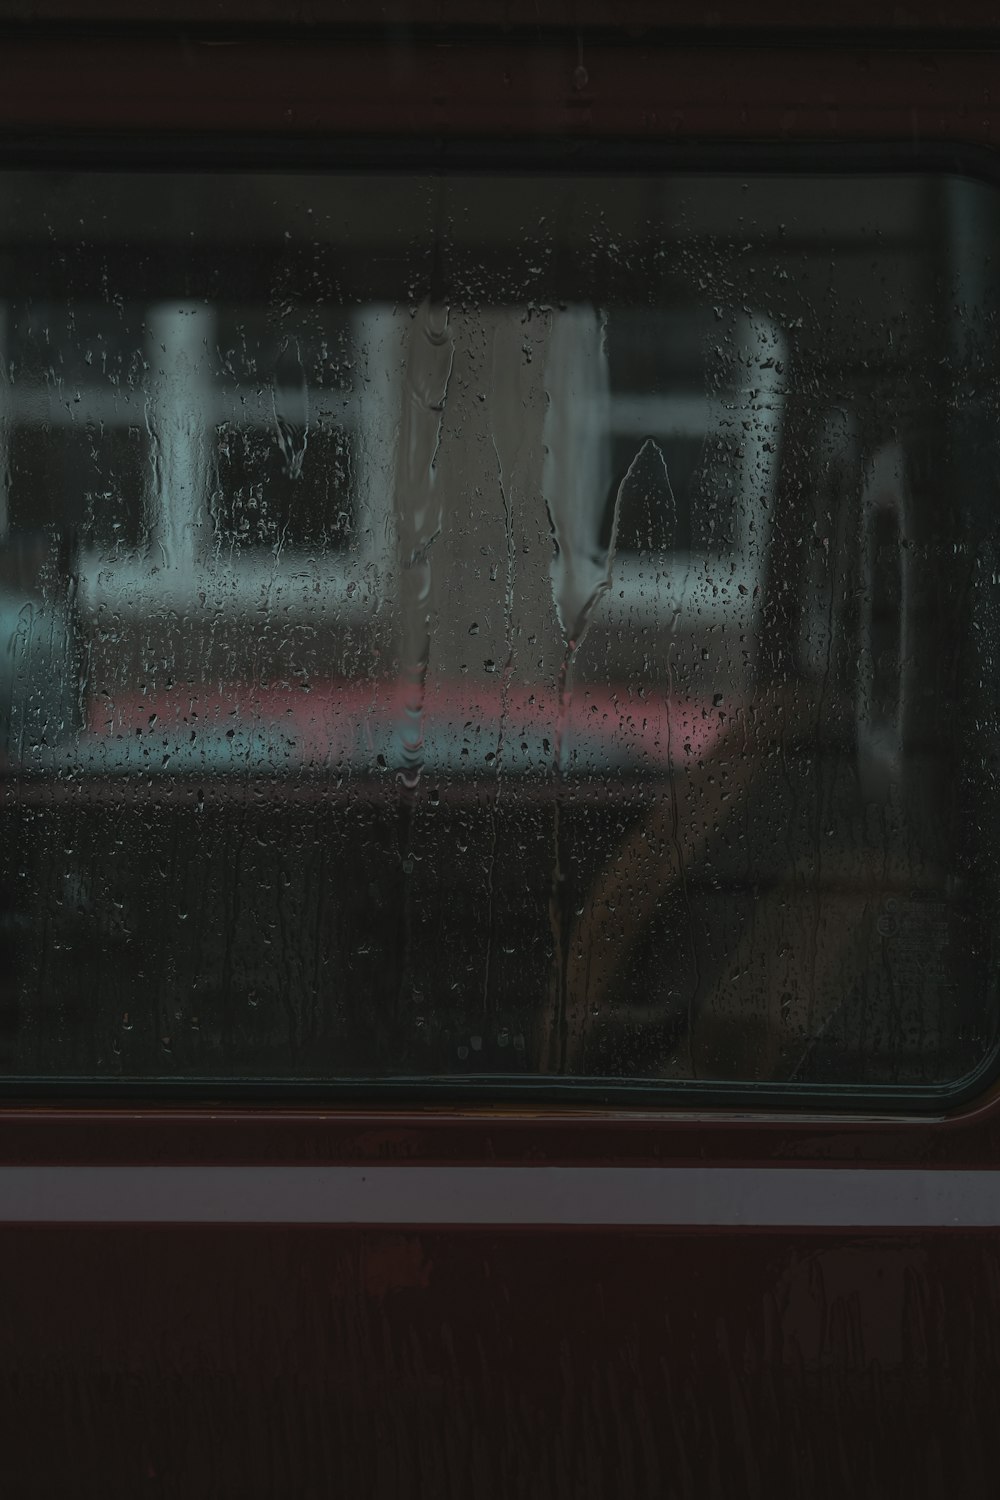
[0,38,991,145]
[2,1227,999,1494]
[5,1,1000,31]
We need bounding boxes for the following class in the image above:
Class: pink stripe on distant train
[0,1166,997,1226]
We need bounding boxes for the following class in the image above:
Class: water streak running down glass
[0,167,997,1095]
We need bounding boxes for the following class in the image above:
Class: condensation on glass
[0,167,996,1095]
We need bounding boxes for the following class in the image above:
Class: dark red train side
[1,4,999,1496]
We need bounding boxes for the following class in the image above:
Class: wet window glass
[1,165,997,1100]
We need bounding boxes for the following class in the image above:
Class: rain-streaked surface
[0,167,996,1092]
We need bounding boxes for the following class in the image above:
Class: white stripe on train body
[0,1165,996,1226]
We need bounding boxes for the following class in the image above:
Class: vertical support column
[351,304,404,609]
[145,303,214,582]
[541,304,612,647]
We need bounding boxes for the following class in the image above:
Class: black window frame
[0,129,997,1113]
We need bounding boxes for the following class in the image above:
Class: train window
[0,161,998,1103]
